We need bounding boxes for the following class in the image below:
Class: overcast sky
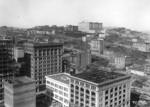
[0,0,150,31]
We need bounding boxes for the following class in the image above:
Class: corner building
[24,42,63,93]
[69,71,131,107]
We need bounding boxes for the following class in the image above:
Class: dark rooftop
[71,71,130,85]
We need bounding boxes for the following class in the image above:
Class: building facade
[69,71,131,107]
[4,76,36,107]
[78,22,102,34]
[0,39,14,102]
[90,39,104,54]
[24,42,63,93]
[45,73,70,107]
[65,25,78,32]
[133,42,150,52]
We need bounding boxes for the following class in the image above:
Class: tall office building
[24,42,63,93]
[0,39,14,102]
[69,71,131,107]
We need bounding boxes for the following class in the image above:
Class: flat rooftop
[71,71,130,85]
[7,76,35,86]
[46,73,70,85]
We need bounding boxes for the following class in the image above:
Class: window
[75,91,79,94]
[123,84,126,88]
[115,87,118,91]
[99,92,103,97]
[75,80,79,85]
[55,84,58,88]
[105,101,108,105]
[91,103,95,106]
[110,88,113,93]
[59,86,63,90]
[105,90,108,94]
[119,91,122,94]
[86,95,89,99]
[119,86,122,90]
[64,93,68,97]
[110,94,113,98]
[46,81,50,84]
[55,89,58,93]
[91,98,95,102]
[71,99,74,103]
[71,89,74,93]
[119,96,121,99]
[80,82,84,86]
[91,85,96,90]
[86,100,89,104]
[110,100,113,103]
[123,89,126,93]
[80,88,84,92]
[64,99,68,104]
[76,86,79,90]
[86,84,90,88]
[105,96,108,100]
[51,82,54,86]
[71,84,74,88]
[71,94,74,97]
[86,90,90,94]
[123,94,125,98]
[99,98,103,102]
[64,87,68,92]
[59,91,63,95]
[55,94,58,99]
[59,97,63,101]
[75,96,79,99]
[91,92,95,96]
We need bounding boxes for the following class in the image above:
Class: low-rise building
[45,73,70,107]
[4,76,36,107]
[111,54,132,69]
[130,65,146,76]
[78,21,102,34]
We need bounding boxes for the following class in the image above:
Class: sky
[0,0,150,31]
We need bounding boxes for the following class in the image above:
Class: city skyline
[0,0,150,32]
